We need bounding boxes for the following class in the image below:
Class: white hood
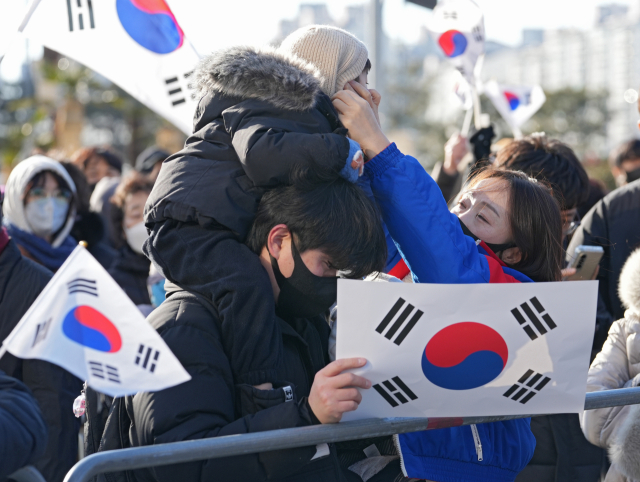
[619,247,640,317]
[2,155,77,248]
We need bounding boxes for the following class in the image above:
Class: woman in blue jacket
[333,87,564,481]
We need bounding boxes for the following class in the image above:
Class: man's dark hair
[493,134,589,210]
[608,139,640,168]
[246,170,387,279]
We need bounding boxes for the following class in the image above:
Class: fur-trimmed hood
[619,247,640,316]
[193,46,325,112]
[610,403,640,480]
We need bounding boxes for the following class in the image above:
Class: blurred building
[482,4,640,153]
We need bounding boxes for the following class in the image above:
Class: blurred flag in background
[22,0,201,134]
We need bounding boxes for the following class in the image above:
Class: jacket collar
[194,46,323,113]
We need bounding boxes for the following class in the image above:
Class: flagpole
[471,86,482,130]
[461,108,473,137]
[511,126,523,140]
[0,0,43,66]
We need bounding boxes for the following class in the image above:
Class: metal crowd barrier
[8,466,47,482]
[63,386,640,482]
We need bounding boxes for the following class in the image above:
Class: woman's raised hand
[332,90,390,160]
[343,81,381,126]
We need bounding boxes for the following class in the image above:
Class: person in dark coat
[135,146,169,183]
[145,29,367,389]
[0,371,48,479]
[567,179,640,354]
[93,173,388,482]
[61,161,116,270]
[108,173,154,309]
[0,193,82,482]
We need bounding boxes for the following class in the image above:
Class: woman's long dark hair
[465,168,563,282]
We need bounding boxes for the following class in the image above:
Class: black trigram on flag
[373,376,418,407]
[375,298,423,346]
[165,71,196,107]
[66,0,95,31]
[68,278,97,297]
[32,318,51,348]
[88,361,120,383]
[135,344,160,373]
[511,297,557,340]
[503,369,551,404]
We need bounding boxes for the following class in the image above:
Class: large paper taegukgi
[336,280,597,421]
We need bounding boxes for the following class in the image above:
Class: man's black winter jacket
[106,288,347,482]
[567,179,640,354]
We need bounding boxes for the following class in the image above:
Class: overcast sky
[1,0,638,81]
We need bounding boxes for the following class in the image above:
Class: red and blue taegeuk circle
[504,91,520,110]
[421,322,508,390]
[62,306,122,353]
[438,30,468,58]
[116,0,184,54]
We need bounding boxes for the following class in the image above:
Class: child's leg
[146,219,281,386]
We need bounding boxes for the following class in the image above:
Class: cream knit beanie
[278,25,369,97]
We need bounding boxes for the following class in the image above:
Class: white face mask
[25,197,69,238]
[124,221,148,255]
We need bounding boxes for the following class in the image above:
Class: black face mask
[458,218,516,255]
[269,237,338,320]
[625,166,640,184]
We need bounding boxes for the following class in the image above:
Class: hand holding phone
[564,245,604,281]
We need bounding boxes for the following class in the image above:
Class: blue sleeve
[365,143,494,284]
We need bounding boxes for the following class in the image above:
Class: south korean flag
[22,0,200,134]
[336,280,597,421]
[484,80,546,132]
[427,0,485,85]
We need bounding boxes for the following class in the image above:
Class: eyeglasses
[562,211,581,237]
[27,187,72,202]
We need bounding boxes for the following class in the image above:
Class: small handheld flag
[484,80,546,137]
[337,280,597,420]
[0,245,191,397]
[427,0,484,86]
[22,0,200,134]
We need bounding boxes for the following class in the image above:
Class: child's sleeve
[365,143,519,285]
[222,103,353,187]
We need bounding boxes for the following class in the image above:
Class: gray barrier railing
[63,387,640,482]
[8,466,46,482]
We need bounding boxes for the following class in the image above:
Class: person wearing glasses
[0,155,83,482]
[2,155,78,272]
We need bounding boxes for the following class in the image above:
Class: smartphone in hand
[565,245,604,281]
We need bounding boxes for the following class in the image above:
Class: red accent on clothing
[388,258,411,280]
[479,241,520,284]
[0,227,9,256]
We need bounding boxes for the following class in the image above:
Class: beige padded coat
[581,248,640,482]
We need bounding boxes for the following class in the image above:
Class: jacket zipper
[470,424,483,461]
[393,434,408,476]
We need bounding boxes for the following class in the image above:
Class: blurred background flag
[0,245,191,397]
[21,0,201,134]
[427,0,484,86]
[484,80,546,138]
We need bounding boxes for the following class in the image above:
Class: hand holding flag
[0,245,190,397]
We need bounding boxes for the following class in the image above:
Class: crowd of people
[1,24,640,482]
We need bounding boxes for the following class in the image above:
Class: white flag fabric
[484,80,546,129]
[336,280,597,421]
[2,246,190,397]
[23,0,201,134]
[428,0,485,84]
